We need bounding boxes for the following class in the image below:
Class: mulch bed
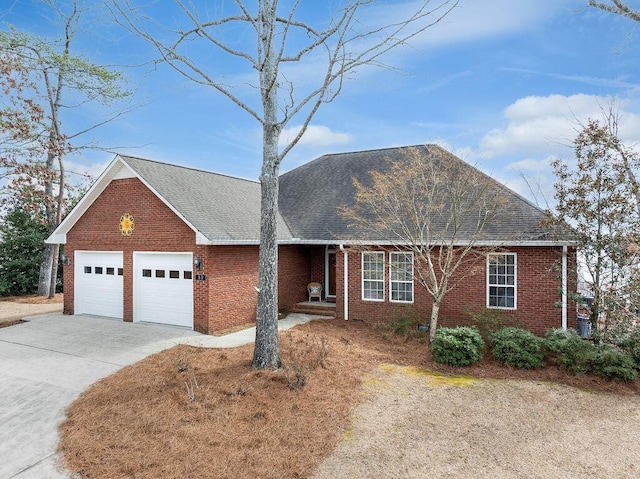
[58,318,639,479]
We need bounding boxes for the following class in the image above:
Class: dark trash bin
[577,315,591,339]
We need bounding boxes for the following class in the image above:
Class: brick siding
[64,177,575,337]
[335,246,577,335]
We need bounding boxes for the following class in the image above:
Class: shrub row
[430,326,638,381]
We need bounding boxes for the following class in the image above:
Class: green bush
[491,327,545,369]
[544,328,594,374]
[431,327,484,367]
[615,328,640,368]
[587,345,638,382]
[0,208,50,296]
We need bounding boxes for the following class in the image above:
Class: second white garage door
[133,252,194,328]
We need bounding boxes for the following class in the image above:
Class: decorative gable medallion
[119,213,135,236]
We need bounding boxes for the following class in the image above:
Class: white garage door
[133,252,193,328]
[74,251,124,318]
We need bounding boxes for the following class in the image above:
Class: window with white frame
[487,253,517,309]
[362,252,385,301]
[390,252,414,303]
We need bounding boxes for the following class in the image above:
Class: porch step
[290,301,336,318]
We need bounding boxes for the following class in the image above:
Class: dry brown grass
[59,319,639,479]
[0,293,63,304]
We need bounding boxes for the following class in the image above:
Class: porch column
[340,244,349,321]
[562,245,568,330]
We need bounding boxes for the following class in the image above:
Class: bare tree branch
[589,0,640,22]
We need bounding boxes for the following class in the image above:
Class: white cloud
[366,0,576,49]
[65,158,110,185]
[278,125,352,148]
[479,93,640,159]
[506,157,553,173]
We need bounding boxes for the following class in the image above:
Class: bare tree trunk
[252,1,281,369]
[37,243,55,296]
[253,152,281,369]
[48,244,59,299]
[429,299,441,342]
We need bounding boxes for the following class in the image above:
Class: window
[84,266,92,274]
[390,252,414,303]
[118,268,124,276]
[184,271,193,280]
[106,267,115,275]
[142,269,152,278]
[155,269,165,278]
[169,270,180,279]
[487,253,516,309]
[95,267,103,275]
[362,252,385,301]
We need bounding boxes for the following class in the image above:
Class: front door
[327,252,336,297]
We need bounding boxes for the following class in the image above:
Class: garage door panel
[75,252,123,319]
[134,253,193,328]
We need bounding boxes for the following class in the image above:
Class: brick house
[47,144,577,335]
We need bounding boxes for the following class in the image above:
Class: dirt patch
[0,294,63,328]
[58,319,640,479]
[312,366,640,479]
[0,294,63,325]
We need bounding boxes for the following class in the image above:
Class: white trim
[361,251,385,302]
[310,239,578,247]
[562,245,568,330]
[486,252,517,310]
[389,251,414,304]
[340,244,349,321]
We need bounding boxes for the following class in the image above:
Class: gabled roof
[49,145,575,247]
[279,144,576,245]
[48,155,294,245]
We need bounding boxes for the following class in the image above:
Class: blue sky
[4,0,640,206]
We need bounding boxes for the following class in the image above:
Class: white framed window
[390,252,414,303]
[487,253,517,309]
[362,252,385,301]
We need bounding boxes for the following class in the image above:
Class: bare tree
[0,1,132,298]
[589,0,640,22]
[339,146,505,341]
[110,0,458,369]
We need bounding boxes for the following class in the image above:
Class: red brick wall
[309,247,325,291]
[207,245,259,331]
[279,245,312,310]
[335,246,577,335]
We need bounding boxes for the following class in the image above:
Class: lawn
[59,318,640,479]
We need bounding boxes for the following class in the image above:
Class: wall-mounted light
[193,255,203,271]
[61,253,70,266]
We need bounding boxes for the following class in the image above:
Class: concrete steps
[290,301,336,317]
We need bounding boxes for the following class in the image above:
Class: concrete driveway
[0,312,317,479]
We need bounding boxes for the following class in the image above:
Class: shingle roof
[279,144,576,244]
[120,155,294,243]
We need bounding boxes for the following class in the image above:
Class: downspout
[562,245,568,330]
[339,244,349,321]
